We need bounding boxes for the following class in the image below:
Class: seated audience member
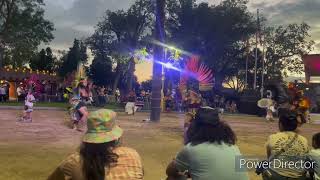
[309,132,320,180]
[263,111,309,180]
[166,107,249,180]
[47,109,143,180]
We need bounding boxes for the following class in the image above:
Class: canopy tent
[303,54,320,84]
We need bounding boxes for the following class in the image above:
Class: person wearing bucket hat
[166,107,249,180]
[48,109,143,180]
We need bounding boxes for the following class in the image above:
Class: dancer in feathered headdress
[179,56,214,113]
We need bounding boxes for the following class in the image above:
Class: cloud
[205,0,320,53]
[44,0,320,53]
[248,0,320,53]
[43,0,134,50]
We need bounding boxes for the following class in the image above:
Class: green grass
[0,145,74,180]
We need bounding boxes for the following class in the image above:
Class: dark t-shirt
[128,95,136,102]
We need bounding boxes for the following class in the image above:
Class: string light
[2,66,57,77]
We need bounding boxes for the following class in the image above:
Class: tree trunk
[150,0,165,122]
[126,57,135,93]
[0,42,4,68]
[214,75,224,93]
[112,63,122,95]
[0,47,3,68]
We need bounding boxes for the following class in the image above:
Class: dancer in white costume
[258,93,275,122]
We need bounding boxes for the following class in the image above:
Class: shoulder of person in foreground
[111,146,144,178]
[169,145,191,174]
[267,132,308,143]
[166,146,190,180]
[47,152,81,180]
[114,146,142,160]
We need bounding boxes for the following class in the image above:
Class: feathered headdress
[180,56,214,91]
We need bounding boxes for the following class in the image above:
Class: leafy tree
[30,47,56,71]
[0,0,54,67]
[263,23,314,81]
[87,55,114,86]
[58,39,88,77]
[225,23,314,92]
[167,0,256,90]
[141,79,152,91]
[87,0,153,94]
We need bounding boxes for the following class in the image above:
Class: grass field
[0,110,319,180]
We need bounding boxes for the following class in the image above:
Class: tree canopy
[0,0,54,67]
[30,47,56,71]
[87,0,153,92]
[87,55,114,86]
[166,0,256,89]
[58,39,88,77]
[166,0,314,91]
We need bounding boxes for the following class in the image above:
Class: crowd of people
[163,89,238,114]
[46,106,320,180]
[8,77,320,179]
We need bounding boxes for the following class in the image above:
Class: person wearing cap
[48,109,143,180]
[166,107,249,180]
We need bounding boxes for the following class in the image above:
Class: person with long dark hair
[261,110,309,180]
[166,107,248,180]
[48,109,143,180]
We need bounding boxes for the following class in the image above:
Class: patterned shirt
[266,131,309,178]
[47,147,143,180]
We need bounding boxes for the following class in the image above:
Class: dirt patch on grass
[0,110,319,180]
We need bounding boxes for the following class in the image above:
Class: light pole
[253,9,259,90]
[161,63,165,111]
[150,0,165,122]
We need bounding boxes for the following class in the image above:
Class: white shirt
[17,87,23,96]
[25,94,35,107]
[0,87,5,95]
